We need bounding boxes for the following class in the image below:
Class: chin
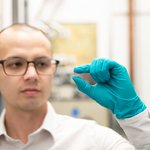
[19,100,47,111]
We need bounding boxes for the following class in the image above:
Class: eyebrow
[0,56,52,61]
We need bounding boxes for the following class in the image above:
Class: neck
[4,104,47,144]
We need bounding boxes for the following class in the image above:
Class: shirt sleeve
[117,109,150,150]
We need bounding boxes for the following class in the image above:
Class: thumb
[72,76,92,96]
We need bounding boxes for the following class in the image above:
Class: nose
[23,64,39,80]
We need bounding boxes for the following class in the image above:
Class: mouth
[21,88,41,96]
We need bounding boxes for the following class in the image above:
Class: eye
[4,58,25,69]
[35,59,51,69]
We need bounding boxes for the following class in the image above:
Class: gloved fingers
[90,59,111,83]
[106,59,128,76]
[90,58,128,83]
[73,58,128,84]
[73,64,90,74]
[72,75,92,96]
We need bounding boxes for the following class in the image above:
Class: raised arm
[72,58,150,149]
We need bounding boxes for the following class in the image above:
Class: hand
[72,58,146,119]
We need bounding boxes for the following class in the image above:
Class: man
[73,58,150,150]
[0,23,134,149]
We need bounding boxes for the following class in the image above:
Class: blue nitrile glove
[72,58,146,119]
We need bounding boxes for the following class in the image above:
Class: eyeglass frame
[0,56,60,76]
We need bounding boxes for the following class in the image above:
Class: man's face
[0,28,54,111]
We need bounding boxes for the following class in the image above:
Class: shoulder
[55,114,125,140]
[52,114,134,149]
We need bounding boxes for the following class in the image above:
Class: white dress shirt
[0,102,134,150]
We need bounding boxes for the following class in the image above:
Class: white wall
[134,0,150,106]
[111,0,130,70]
[1,0,12,27]
[1,0,27,28]
[27,0,114,59]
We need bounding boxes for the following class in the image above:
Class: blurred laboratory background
[0,0,150,136]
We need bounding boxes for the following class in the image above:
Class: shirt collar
[0,102,57,140]
[39,102,57,140]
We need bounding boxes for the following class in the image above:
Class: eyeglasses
[0,57,60,76]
